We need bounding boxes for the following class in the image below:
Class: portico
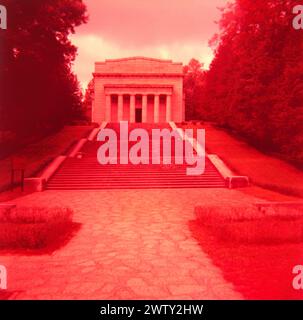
[105,89,172,123]
[92,57,184,123]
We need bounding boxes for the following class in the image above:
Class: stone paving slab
[0,189,259,299]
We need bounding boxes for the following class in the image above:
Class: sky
[70,0,229,90]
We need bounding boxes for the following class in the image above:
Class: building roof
[94,57,183,76]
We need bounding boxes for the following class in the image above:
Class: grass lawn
[190,220,303,299]
[0,125,93,192]
[179,122,303,198]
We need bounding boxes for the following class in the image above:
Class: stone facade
[92,57,185,123]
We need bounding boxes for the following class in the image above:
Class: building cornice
[95,56,183,66]
[93,73,184,78]
[104,84,174,89]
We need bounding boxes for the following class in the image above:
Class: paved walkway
[0,188,259,299]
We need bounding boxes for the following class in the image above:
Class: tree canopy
[183,58,206,120]
[197,0,303,166]
[0,0,87,135]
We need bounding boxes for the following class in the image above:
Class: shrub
[195,204,303,244]
[0,206,74,249]
[195,205,264,225]
[219,218,303,244]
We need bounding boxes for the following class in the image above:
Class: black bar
[0,300,302,319]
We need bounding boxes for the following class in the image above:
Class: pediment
[95,57,183,75]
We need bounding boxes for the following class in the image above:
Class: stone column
[142,95,147,123]
[118,94,123,121]
[166,94,172,122]
[105,94,111,122]
[154,94,160,123]
[130,94,136,123]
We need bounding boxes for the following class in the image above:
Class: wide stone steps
[46,158,226,190]
[46,123,227,190]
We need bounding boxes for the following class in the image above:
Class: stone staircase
[46,123,227,190]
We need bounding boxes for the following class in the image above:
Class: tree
[201,0,303,166]
[83,78,94,121]
[0,0,87,135]
[183,58,206,120]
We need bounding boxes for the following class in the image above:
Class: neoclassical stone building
[92,57,185,123]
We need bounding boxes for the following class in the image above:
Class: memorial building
[92,57,185,123]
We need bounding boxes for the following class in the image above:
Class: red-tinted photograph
[0,0,303,306]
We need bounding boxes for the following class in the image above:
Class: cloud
[71,34,214,89]
[78,0,227,46]
[71,0,228,89]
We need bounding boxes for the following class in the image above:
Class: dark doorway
[135,108,142,123]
